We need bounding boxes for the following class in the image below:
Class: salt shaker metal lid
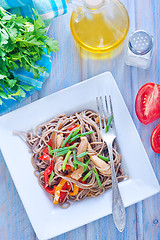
[129,30,153,55]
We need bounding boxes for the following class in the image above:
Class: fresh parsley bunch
[0,7,59,105]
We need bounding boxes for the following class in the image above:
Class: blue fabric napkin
[0,0,67,115]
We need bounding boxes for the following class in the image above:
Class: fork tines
[96,95,114,129]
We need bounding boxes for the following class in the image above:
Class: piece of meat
[87,141,111,175]
[56,133,64,148]
[70,166,84,180]
[56,156,63,171]
[70,137,88,180]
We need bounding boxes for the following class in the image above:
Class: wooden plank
[134,1,160,240]
[0,0,160,239]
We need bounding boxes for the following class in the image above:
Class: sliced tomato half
[135,83,160,125]
[151,124,160,154]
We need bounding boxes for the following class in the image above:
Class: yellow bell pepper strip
[69,184,79,196]
[53,174,71,204]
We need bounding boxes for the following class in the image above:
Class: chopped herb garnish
[55,149,69,157]
[105,115,113,133]
[73,159,87,168]
[84,158,90,172]
[82,170,92,181]
[71,128,81,138]
[69,134,81,143]
[48,171,55,185]
[62,150,72,171]
[80,131,94,137]
[69,131,94,143]
[51,143,77,153]
[73,150,78,170]
[98,154,110,162]
[62,130,73,147]
[77,151,88,158]
[93,169,102,187]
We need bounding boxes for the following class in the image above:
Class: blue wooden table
[0,0,160,239]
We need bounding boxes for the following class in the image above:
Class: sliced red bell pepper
[59,182,72,203]
[38,152,52,161]
[48,139,52,147]
[65,165,71,170]
[43,147,49,154]
[45,185,57,195]
[67,124,77,132]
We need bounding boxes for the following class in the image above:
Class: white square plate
[0,72,159,240]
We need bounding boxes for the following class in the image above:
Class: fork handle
[108,144,126,232]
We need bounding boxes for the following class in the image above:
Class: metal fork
[96,95,125,232]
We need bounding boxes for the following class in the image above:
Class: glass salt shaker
[125,30,154,69]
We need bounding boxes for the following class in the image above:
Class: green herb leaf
[0,91,8,99]
[0,7,59,105]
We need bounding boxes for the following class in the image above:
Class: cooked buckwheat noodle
[15,110,127,208]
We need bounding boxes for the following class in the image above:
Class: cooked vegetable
[43,159,56,194]
[77,151,88,158]
[0,7,59,104]
[98,154,110,162]
[73,160,87,168]
[151,123,160,154]
[73,150,78,170]
[62,131,73,147]
[69,131,94,143]
[71,128,81,138]
[23,110,126,208]
[93,169,102,187]
[82,170,92,181]
[105,115,113,133]
[84,158,90,172]
[69,184,79,196]
[87,140,111,175]
[53,178,67,204]
[55,149,69,157]
[48,171,55,185]
[51,143,77,154]
[135,83,160,125]
[62,150,72,171]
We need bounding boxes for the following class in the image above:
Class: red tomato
[151,124,160,154]
[135,83,160,125]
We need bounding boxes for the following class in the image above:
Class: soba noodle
[17,110,127,208]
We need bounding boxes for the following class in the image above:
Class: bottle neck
[83,0,105,10]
